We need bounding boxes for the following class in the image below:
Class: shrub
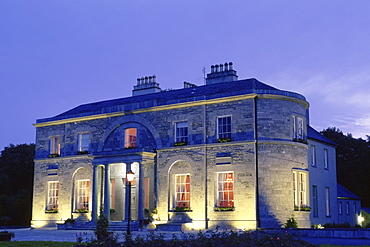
[284,215,298,228]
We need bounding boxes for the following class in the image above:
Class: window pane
[217,172,234,207]
[175,121,188,143]
[175,174,190,208]
[217,116,231,139]
[125,128,137,148]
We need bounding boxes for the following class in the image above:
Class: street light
[126,169,135,235]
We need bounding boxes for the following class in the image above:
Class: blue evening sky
[1,0,369,150]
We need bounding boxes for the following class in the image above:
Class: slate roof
[337,183,361,200]
[307,125,337,146]
[37,78,306,123]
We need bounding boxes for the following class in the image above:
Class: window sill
[77,151,89,155]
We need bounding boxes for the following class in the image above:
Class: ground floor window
[325,187,330,217]
[75,180,90,211]
[217,172,234,208]
[47,181,59,210]
[175,174,190,208]
[144,177,150,209]
[293,170,309,210]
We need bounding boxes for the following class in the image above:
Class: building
[337,184,361,226]
[307,126,338,226]
[32,63,340,229]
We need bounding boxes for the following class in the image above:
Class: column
[91,165,99,222]
[103,163,111,220]
[124,163,131,220]
[137,162,144,221]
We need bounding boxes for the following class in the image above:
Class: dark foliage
[0,144,35,226]
[321,127,370,207]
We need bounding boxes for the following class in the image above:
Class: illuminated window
[50,136,60,155]
[217,116,232,140]
[144,177,150,209]
[78,133,89,152]
[125,128,137,148]
[47,181,59,210]
[325,187,330,217]
[111,179,115,210]
[292,116,304,139]
[311,145,316,167]
[175,174,190,208]
[75,180,90,210]
[175,121,188,143]
[293,170,308,210]
[217,172,234,207]
[324,149,329,169]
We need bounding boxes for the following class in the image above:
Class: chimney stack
[205,62,238,85]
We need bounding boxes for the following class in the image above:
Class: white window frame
[175,121,188,143]
[293,170,308,209]
[216,172,234,208]
[47,181,59,210]
[311,145,316,167]
[50,136,60,155]
[324,149,329,169]
[217,116,232,140]
[312,185,318,217]
[292,116,304,140]
[325,187,330,217]
[125,128,137,148]
[78,132,90,152]
[75,179,90,211]
[174,174,190,208]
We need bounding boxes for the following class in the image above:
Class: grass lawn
[0,242,79,247]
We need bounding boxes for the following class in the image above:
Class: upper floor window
[324,149,329,169]
[339,201,343,215]
[175,121,188,144]
[78,133,89,153]
[292,116,304,140]
[125,128,137,148]
[311,145,316,167]
[217,172,234,208]
[346,202,350,215]
[49,136,60,156]
[293,170,308,210]
[217,116,231,141]
[175,174,190,208]
[47,181,59,211]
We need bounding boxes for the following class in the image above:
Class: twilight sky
[1,1,370,150]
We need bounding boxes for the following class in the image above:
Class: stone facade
[32,63,340,229]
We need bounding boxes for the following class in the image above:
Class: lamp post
[126,169,135,235]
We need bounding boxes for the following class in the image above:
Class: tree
[0,144,35,226]
[321,128,370,207]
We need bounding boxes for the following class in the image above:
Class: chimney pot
[220,64,224,72]
[215,65,219,72]
[211,65,215,73]
[229,62,233,70]
[224,63,229,71]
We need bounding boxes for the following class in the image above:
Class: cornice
[33,92,308,127]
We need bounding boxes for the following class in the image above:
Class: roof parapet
[206,62,238,85]
[132,75,162,96]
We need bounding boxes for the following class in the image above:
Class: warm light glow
[126,170,135,182]
[358,215,365,224]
